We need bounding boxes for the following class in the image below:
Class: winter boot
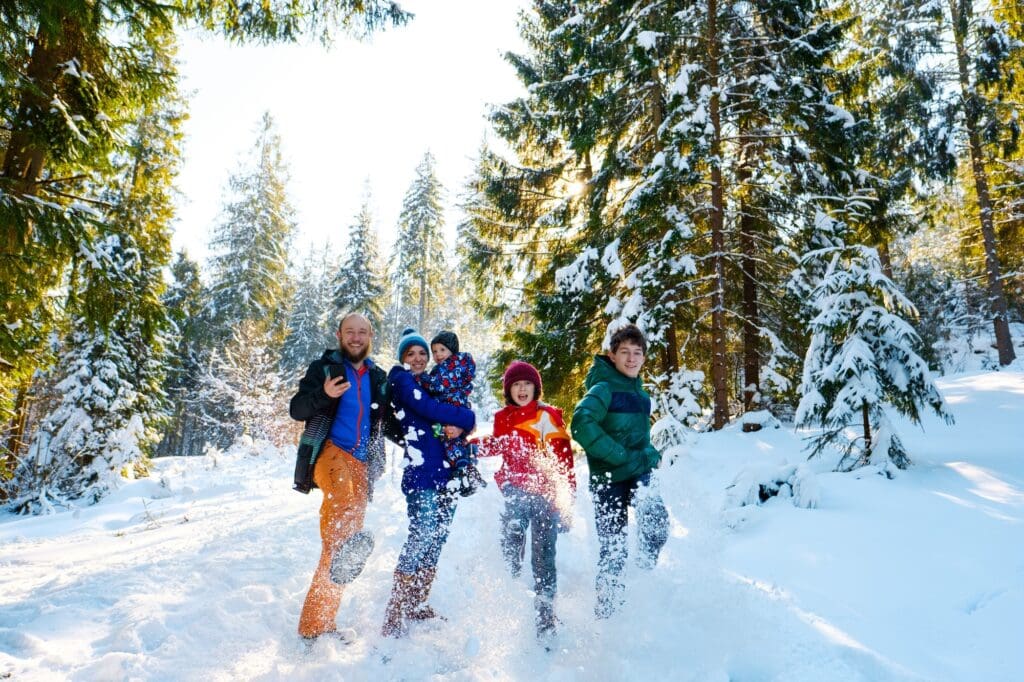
[595,574,624,619]
[407,566,443,621]
[330,530,375,584]
[535,597,557,639]
[381,570,416,638]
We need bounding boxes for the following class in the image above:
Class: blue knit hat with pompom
[397,327,429,361]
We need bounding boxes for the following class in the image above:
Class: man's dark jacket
[289,349,402,497]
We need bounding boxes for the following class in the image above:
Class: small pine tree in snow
[390,151,447,333]
[16,234,167,511]
[206,112,296,342]
[332,192,386,330]
[20,327,148,511]
[649,367,705,460]
[201,321,295,446]
[281,245,335,383]
[795,243,953,472]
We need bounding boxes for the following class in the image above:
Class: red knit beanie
[503,360,542,405]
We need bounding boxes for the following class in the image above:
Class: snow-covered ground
[2,370,1022,681]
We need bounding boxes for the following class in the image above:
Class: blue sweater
[388,365,476,494]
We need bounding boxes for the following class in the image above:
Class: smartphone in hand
[325,364,350,384]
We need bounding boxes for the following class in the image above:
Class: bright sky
[172,0,527,269]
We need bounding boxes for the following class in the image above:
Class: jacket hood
[583,354,642,391]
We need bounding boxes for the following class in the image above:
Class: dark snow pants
[500,487,559,600]
[591,471,668,617]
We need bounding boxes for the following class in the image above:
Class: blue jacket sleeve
[389,366,476,431]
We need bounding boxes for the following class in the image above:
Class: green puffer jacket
[571,355,662,485]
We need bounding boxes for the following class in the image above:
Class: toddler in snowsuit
[415,330,486,496]
[478,360,576,642]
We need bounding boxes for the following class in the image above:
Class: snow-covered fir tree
[389,151,447,334]
[462,0,857,422]
[206,112,296,342]
[201,113,298,446]
[281,244,336,383]
[158,251,208,456]
[332,189,387,331]
[201,321,295,446]
[10,90,183,508]
[17,234,171,510]
[794,235,953,473]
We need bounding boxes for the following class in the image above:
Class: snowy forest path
[4,369,1024,680]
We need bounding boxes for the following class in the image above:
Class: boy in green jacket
[571,324,669,618]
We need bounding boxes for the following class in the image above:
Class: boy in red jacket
[479,360,575,642]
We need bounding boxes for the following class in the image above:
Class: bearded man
[289,313,395,641]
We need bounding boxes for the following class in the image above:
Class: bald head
[336,313,373,365]
[338,313,371,332]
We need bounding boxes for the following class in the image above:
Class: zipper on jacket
[353,368,365,451]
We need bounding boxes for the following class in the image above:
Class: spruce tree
[9,73,183,508]
[333,190,387,330]
[282,244,336,383]
[206,112,296,342]
[794,236,952,472]
[200,113,297,446]
[202,321,294,446]
[463,0,858,423]
[159,251,207,456]
[391,151,447,333]
[937,0,1022,364]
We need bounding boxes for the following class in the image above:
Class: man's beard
[341,341,370,363]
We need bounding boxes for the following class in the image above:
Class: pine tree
[332,189,386,330]
[391,151,447,332]
[0,1,179,472]
[8,60,184,508]
[936,0,1021,364]
[159,251,208,456]
[201,113,298,446]
[463,0,858,423]
[206,112,296,342]
[202,321,295,446]
[15,233,170,510]
[281,244,336,383]
[794,238,952,472]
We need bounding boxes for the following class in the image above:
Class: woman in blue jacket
[381,329,476,638]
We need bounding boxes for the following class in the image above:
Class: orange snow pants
[297,441,368,638]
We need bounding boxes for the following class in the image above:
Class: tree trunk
[3,381,31,467]
[950,0,1016,365]
[736,133,761,431]
[707,0,730,430]
[1,27,64,195]
[861,401,872,455]
[418,261,427,331]
[662,323,680,376]
[877,240,894,280]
